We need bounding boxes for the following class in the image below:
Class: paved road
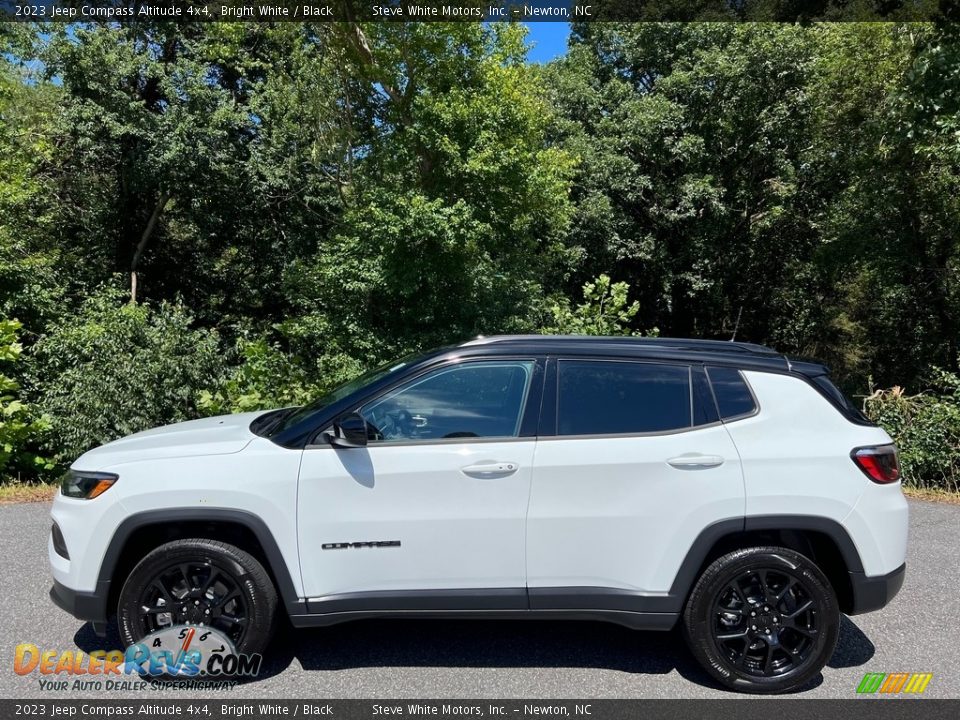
[1,499,957,699]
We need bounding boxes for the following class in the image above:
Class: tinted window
[706,367,757,419]
[361,361,534,442]
[266,353,416,436]
[557,361,691,435]
[811,375,871,423]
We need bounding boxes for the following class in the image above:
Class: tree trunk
[130,191,171,303]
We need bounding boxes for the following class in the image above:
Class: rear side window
[557,361,692,435]
[810,375,871,424]
[706,367,757,420]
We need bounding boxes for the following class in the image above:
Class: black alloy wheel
[134,558,251,647]
[711,567,819,677]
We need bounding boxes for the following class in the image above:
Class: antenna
[730,306,743,342]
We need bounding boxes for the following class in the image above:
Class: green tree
[286,23,575,360]
[3,20,960,489]
[546,23,817,341]
[791,24,960,387]
[39,23,345,324]
[0,28,64,331]
[546,22,960,392]
[29,288,223,462]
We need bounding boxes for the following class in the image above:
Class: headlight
[60,470,118,499]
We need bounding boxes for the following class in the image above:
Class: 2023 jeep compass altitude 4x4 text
[49,335,907,693]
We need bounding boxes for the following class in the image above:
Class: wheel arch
[670,515,863,614]
[102,508,304,618]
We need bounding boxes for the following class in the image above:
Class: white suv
[49,335,908,693]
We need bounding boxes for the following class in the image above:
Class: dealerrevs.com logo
[856,672,933,695]
[15,625,262,690]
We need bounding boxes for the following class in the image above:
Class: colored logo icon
[857,672,933,694]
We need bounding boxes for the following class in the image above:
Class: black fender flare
[664,514,865,612]
[742,514,864,572]
[98,507,304,616]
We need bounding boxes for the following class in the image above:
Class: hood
[72,411,271,470]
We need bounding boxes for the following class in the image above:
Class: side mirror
[324,412,368,449]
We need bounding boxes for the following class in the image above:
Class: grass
[901,486,960,505]
[0,481,57,505]
[0,481,957,506]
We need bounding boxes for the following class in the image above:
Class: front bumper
[848,562,906,615]
[49,578,111,635]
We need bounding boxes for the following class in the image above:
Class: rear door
[526,358,745,607]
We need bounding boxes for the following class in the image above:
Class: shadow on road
[828,615,875,668]
[72,613,875,692]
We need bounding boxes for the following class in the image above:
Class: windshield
[265,353,417,437]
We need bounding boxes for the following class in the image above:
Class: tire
[682,546,840,694]
[117,538,277,658]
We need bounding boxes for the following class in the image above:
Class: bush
[28,288,223,463]
[863,370,960,492]
[197,317,367,416]
[541,275,657,337]
[197,336,316,416]
[0,319,53,480]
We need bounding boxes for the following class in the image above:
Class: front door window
[360,361,535,442]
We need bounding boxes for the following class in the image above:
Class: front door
[297,358,542,609]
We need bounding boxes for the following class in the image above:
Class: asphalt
[1,499,957,699]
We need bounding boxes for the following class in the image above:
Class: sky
[524,23,571,63]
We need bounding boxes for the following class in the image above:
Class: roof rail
[460,334,780,356]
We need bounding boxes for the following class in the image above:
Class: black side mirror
[324,412,368,448]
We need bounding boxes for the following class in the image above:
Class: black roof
[447,334,833,377]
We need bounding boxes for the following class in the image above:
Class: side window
[557,360,692,436]
[360,361,535,442]
[810,374,870,423]
[706,367,758,419]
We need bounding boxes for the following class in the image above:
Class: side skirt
[289,608,678,631]
[291,588,679,631]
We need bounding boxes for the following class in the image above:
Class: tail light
[851,445,901,484]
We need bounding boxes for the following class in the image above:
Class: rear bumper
[50,578,111,633]
[848,562,906,615]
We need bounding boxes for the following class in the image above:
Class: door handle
[667,455,725,470]
[461,462,519,478]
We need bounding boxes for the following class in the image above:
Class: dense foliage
[864,373,960,492]
[28,289,222,463]
[0,320,52,478]
[1,22,958,489]
[543,274,650,337]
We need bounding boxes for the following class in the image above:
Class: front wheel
[117,538,277,658]
[683,546,840,694]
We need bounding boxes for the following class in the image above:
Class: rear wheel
[683,546,839,694]
[117,538,277,657]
